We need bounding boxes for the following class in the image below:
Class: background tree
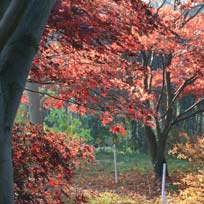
[26,82,43,124]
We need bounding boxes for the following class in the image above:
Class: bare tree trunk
[0,128,13,203]
[153,139,168,177]
[0,1,54,203]
[145,126,157,162]
[26,82,43,124]
[0,0,11,19]
[145,126,168,177]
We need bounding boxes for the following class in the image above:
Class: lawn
[73,150,189,204]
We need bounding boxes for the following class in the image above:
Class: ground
[72,151,188,204]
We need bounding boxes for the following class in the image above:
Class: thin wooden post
[161,163,167,204]
[113,144,118,184]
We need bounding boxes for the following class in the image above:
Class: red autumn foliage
[28,0,159,126]
[27,0,204,130]
[23,0,204,175]
[110,124,127,135]
[12,123,94,204]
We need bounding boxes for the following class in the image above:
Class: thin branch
[180,97,204,116]
[161,55,173,136]
[170,75,197,106]
[173,0,179,10]
[163,55,173,106]
[171,97,204,126]
[156,0,167,15]
[179,3,204,28]
[27,79,63,85]
[148,0,153,7]
[24,87,104,112]
[156,58,166,112]
[148,52,154,93]
[172,109,204,126]
[161,75,198,118]
[25,87,69,102]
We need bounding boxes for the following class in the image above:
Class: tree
[0,0,55,203]
[26,82,43,124]
[136,1,204,176]
[28,0,204,177]
[29,0,159,124]
[0,2,157,201]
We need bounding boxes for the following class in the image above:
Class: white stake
[161,163,167,204]
[113,144,118,184]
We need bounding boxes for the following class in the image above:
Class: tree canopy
[29,0,204,133]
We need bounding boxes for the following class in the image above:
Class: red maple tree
[26,0,204,176]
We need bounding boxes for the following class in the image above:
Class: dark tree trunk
[0,0,11,19]
[153,141,168,177]
[0,128,13,203]
[145,126,157,162]
[0,1,54,203]
[145,126,168,177]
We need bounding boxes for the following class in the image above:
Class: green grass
[86,150,189,175]
[95,150,151,173]
[167,156,189,174]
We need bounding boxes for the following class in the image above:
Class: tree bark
[0,0,11,19]
[153,139,168,177]
[145,126,157,162]
[0,1,54,203]
[145,126,168,177]
[0,0,29,52]
[26,82,43,124]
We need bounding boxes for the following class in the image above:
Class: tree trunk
[26,82,43,124]
[145,126,157,162]
[0,1,54,203]
[145,126,168,177]
[0,0,11,19]
[153,141,168,177]
[0,128,13,203]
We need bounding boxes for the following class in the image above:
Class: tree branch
[172,109,204,126]
[161,75,197,118]
[180,3,204,28]
[161,55,173,136]
[156,58,165,112]
[148,52,154,93]
[24,87,104,112]
[156,0,167,15]
[181,97,204,116]
[172,97,204,126]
